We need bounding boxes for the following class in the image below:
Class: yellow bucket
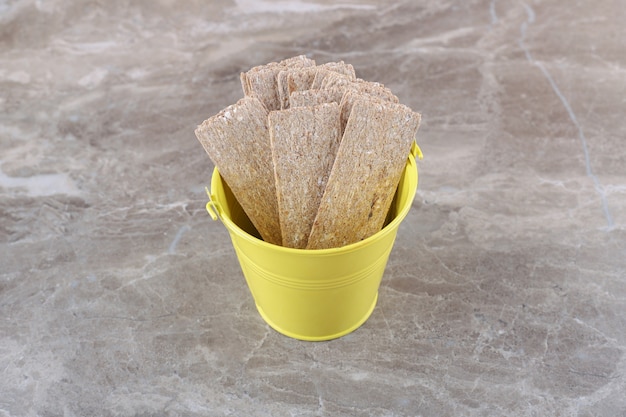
[206,143,422,341]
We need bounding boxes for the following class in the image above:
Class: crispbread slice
[240,71,251,96]
[310,69,335,90]
[269,103,341,249]
[287,68,318,92]
[244,67,282,111]
[239,61,280,101]
[306,100,421,249]
[277,68,318,109]
[279,55,316,68]
[310,62,357,90]
[241,55,316,111]
[318,61,356,79]
[350,78,399,103]
[338,89,397,134]
[322,74,399,103]
[195,97,282,245]
[313,70,352,91]
[277,63,352,109]
[289,89,337,108]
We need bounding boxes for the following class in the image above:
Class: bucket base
[255,292,379,342]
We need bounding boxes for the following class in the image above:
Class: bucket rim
[209,153,419,256]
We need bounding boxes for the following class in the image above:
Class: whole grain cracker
[279,55,316,68]
[277,68,318,109]
[240,72,251,96]
[338,88,397,134]
[241,55,316,111]
[244,67,283,111]
[314,70,353,91]
[239,61,280,100]
[268,103,341,249]
[195,97,282,245]
[288,68,318,92]
[310,62,357,90]
[277,62,355,110]
[350,78,399,103]
[289,89,337,108]
[306,99,421,249]
[309,69,335,90]
[318,61,356,79]
[323,75,399,102]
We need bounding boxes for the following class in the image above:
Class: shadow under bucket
[206,144,422,341]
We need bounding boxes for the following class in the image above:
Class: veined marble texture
[1,0,625,416]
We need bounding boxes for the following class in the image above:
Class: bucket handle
[411,141,424,160]
[205,186,223,222]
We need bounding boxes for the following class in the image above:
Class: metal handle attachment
[205,186,221,221]
[411,141,424,160]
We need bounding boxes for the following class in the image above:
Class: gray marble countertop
[1,1,625,416]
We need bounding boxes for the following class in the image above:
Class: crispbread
[268,103,341,248]
[310,62,356,88]
[289,89,337,108]
[240,72,251,96]
[313,70,352,91]
[277,68,318,109]
[277,63,354,110]
[318,61,356,79]
[310,69,335,90]
[203,56,424,250]
[241,55,316,111]
[279,55,316,68]
[350,79,399,103]
[306,99,421,249]
[287,68,318,92]
[244,67,282,111]
[338,89,397,134]
[195,97,282,245]
[323,74,399,103]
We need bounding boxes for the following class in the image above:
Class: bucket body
[207,147,420,341]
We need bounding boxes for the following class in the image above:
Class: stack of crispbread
[195,55,421,249]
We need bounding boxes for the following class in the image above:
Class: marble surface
[1,0,625,415]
